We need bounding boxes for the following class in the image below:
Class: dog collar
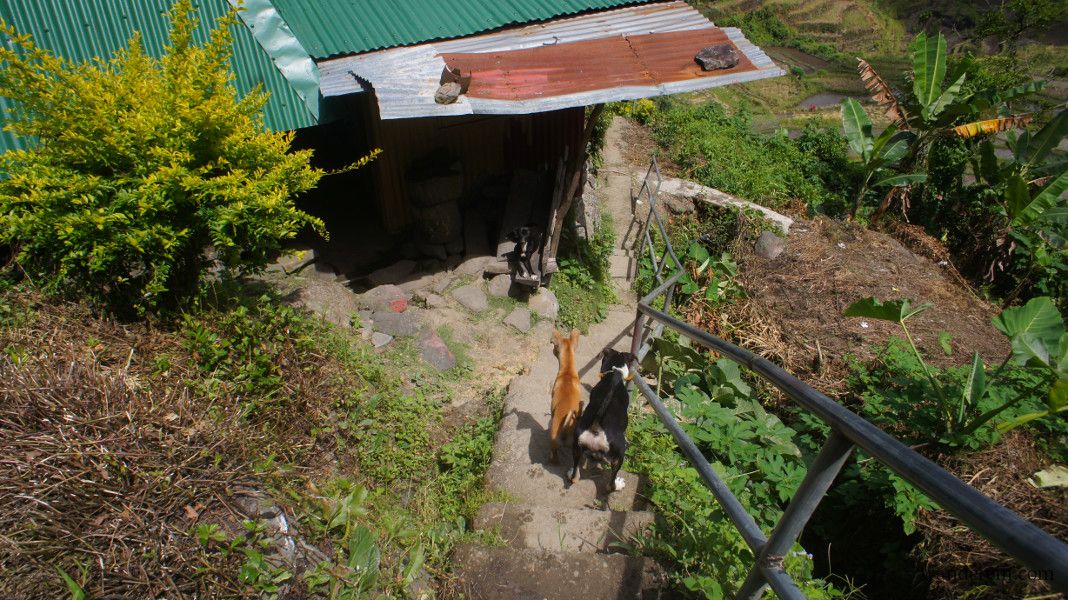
[600,364,634,382]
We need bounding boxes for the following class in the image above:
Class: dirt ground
[728,215,1011,394]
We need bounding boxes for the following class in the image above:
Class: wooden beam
[544,104,604,273]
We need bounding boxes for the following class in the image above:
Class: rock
[418,328,456,370]
[270,248,317,274]
[370,310,423,337]
[398,271,439,294]
[488,274,513,298]
[424,293,447,309]
[418,243,448,261]
[432,275,455,294]
[754,230,786,259]
[504,307,531,333]
[368,259,417,286]
[452,284,489,312]
[695,44,740,71]
[435,81,462,104]
[454,255,491,277]
[412,200,462,244]
[371,332,393,348]
[358,284,409,313]
[662,193,696,214]
[528,288,559,321]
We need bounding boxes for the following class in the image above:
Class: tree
[976,0,1068,55]
[0,0,326,315]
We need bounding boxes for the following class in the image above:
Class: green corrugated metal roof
[270,0,657,59]
[0,0,317,153]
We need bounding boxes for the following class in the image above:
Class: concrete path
[452,118,667,598]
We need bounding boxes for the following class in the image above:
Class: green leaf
[938,331,953,355]
[1011,332,1051,367]
[961,352,986,413]
[978,140,1000,185]
[843,297,931,323]
[1013,170,1068,226]
[924,73,966,121]
[992,296,1064,351]
[1004,175,1031,222]
[1050,378,1068,411]
[1022,109,1068,167]
[872,173,927,188]
[56,567,85,600]
[841,98,873,159]
[996,405,1068,432]
[911,32,947,111]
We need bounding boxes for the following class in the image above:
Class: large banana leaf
[952,115,1032,138]
[841,98,873,160]
[857,58,908,126]
[873,172,927,187]
[1007,170,1068,225]
[1021,109,1068,168]
[923,73,966,122]
[911,32,948,112]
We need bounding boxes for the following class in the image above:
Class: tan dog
[549,329,582,466]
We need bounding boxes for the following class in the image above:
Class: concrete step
[610,252,634,280]
[451,543,668,600]
[475,502,655,554]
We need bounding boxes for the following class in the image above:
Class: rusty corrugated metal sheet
[269,0,657,59]
[317,1,783,119]
[0,0,316,154]
[441,29,755,101]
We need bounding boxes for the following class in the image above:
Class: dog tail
[563,408,578,430]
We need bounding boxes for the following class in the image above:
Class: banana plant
[844,296,1067,442]
[841,98,926,218]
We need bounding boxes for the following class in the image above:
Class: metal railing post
[736,430,855,600]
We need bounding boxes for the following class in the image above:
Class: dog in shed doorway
[571,348,637,493]
[549,329,582,468]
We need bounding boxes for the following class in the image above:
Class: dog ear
[551,329,563,346]
[569,328,579,344]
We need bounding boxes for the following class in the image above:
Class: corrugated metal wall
[0,0,315,153]
[270,0,657,58]
[364,105,584,232]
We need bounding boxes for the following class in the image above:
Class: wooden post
[544,104,605,273]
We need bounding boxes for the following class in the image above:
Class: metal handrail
[625,156,1068,599]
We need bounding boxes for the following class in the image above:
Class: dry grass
[0,293,365,598]
[915,431,1067,599]
[0,299,249,597]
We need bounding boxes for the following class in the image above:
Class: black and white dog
[570,348,637,493]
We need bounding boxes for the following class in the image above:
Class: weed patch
[550,209,617,332]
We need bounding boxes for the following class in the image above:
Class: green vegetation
[840,31,1067,305]
[0,284,503,597]
[0,1,371,316]
[844,296,1068,444]
[653,101,857,214]
[549,209,617,332]
[718,7,844,63]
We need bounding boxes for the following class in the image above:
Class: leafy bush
[653,102,857,214]
[844,296,1067,446]
[628,337,844,598]
[0,0,325,316]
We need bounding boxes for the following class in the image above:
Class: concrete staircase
[450,298,668,599]
[451,118,667,599]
